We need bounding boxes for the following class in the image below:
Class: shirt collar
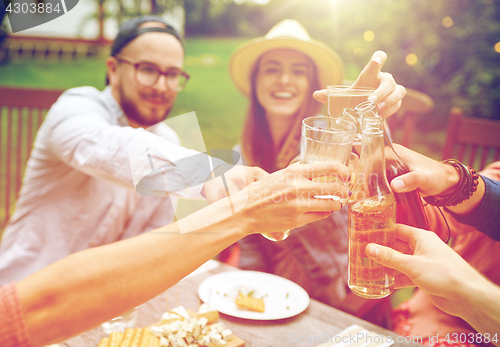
[103,86,129,126]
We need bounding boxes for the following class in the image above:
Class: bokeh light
[495,42,500,53]
[442,16,454,28]
[364,31,374,42]
[353,47,364,58]
[406,53,418,66]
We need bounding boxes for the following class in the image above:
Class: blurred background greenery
[2,0,500,159]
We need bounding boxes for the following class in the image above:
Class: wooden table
[61,262,421,347]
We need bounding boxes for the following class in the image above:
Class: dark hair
[240,53,321,173]
[111,16,184,57]
[106,16,185,85]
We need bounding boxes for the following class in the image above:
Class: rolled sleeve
[447,176,500,241]
[46,92,225,198]
[0,283,31,347]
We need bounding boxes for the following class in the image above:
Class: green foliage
[184,0,264,36]
[183,0,500,127]
[105,0,180,25]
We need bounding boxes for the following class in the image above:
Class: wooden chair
[0,87,63,231]
[443,107,500,170]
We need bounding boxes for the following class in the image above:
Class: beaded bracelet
[424,159,480,207]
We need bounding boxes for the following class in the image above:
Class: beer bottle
[348,114,396,299]
[354,102,430,230]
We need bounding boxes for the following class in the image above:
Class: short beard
[118,85,171,127]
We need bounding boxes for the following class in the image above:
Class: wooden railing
[0,87,63,230]
[0,36,112,62]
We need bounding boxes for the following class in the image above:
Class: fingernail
[374,56,382,65]
[368,94,378,103]
[392,179,405,191]
[377,102,386,110]
[367,244,379,257]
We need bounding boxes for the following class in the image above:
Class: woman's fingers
[313,89,328,104]
[293,161,349,181]
[298,211,336,225]
[365,51,388,75]
[379,100,402,119]
[247,166,269,182]
[353,51,388,85]
[314,52,405,119]
[378,84,406,118]
[368,72,397,103]
[296,197,343,213]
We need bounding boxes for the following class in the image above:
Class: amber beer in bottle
[354,102,430,230]
[348,115,396,299]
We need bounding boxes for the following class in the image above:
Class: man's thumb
[390,171,422,193]
[366,243,408,273]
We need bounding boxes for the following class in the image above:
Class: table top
[61,261,421,347]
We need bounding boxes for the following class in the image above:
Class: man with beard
[0,16,264,282]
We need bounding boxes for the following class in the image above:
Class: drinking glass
[327,85,375,119]
[300,116,357,204]
[327,85,375,149]
[261,229,292,242]
[346,152,360,197]
[261,116,357,242]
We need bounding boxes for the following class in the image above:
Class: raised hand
[313,51,406,118]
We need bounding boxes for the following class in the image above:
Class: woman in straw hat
[227,19,406,325]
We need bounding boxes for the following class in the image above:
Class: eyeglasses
[115,55,190,92]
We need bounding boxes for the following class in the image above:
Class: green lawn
[0,37,251,151]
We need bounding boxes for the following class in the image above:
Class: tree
[252,0,500,123]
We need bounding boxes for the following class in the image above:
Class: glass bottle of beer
[348,114,396,299]
[354,102,430,230]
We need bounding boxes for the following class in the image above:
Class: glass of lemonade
[261,114,357,243]
[300,116,357,204]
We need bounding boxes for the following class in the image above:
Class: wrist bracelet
[424,159,479,207]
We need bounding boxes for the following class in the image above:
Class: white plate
[197,271,310,320]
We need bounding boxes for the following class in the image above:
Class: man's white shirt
[0,86,220,283]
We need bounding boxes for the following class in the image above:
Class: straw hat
[229,19,344,97]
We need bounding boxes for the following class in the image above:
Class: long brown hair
[240,53,322,173]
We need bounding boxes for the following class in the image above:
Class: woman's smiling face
[255,49,313,120]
